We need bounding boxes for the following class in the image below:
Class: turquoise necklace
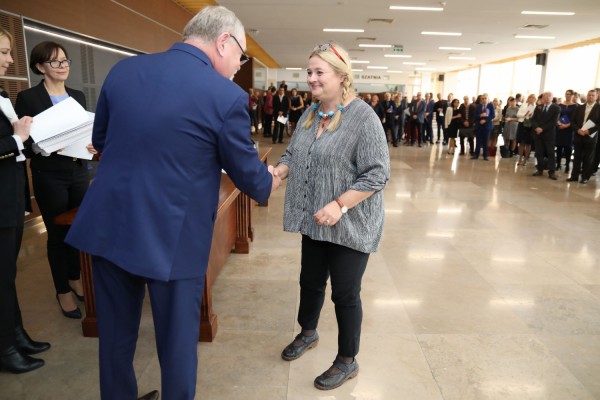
[313,103,344,128]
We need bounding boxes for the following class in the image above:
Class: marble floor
[3,135,600,400]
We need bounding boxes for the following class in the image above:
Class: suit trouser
[384,120,395,143]
[92,256,204,400]
[410,120,423,144]
[474,125,491,158]
[0,163,25,350]
[593,135,600,173]
[436,116,445,141]
[273,121,285,143]
[297,235,369,358]
[263,114,273,136]
[424,118,433,142]
[31,164,88,294]
[533,131,556,172]
[571,135,597,180]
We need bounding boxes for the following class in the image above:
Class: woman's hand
[314,201,342,227]
[12,116,32,143]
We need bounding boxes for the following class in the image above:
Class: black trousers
[263,114,273,136]
[436,116,446,141]
[297,235,369,358]
[533,131,556,173]
[0,163,25,350]
[31,163,89,294]
[273,121,285,143]
[571,135,597,180]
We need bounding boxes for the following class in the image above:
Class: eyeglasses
[44,59,72,68]
[314,43,346,65]
[229,35,250,66]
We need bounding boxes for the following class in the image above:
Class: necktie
[543,105,548,113]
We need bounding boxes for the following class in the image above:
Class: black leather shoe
[566,177,579,182]
[532,170,543,176]
[548,172,557,180]
[15,327,50,355]
[581,178,589,184]
[281,331,319,361]
[314,358,359,390]
[0,346,44,374]
[70,286,84,302]
[56,294,82,319]
[483,157,489,161]
[470,156,478,160]
[138,390,159,400]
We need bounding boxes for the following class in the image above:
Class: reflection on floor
[2,135,600,400]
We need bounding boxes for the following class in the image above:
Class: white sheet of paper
[277,115,288,124]
[36,112,94,154]
[0,97,18,123]
[30,97,89,142]
[582,119,596,131]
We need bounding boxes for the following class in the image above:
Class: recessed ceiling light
[384,54,412,58]
[390,6,443,11]
[422,31,462,36]
[439,46,472,51]
[358,44,392,48]
[323,28,365,33]
[351,60,370,64]
[352,69,364,72]
[521,10,575,16]
[514,35,555,39]
[387,70,404,73]
[367,66,389,69]
[403,61,426,65]
[449,56,476,60]
[285,67,302,70]
[416,67,436,71]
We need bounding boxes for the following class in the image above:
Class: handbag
[459,127,473,138]
[523,118,532,128]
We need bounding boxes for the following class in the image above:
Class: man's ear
[215,32,229,58]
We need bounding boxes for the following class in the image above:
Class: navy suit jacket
[66,43,273,281]
[474,103,495,129]
[410,100,426,123]
[532,103,560,136]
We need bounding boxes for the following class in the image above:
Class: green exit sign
[393,45,404,53]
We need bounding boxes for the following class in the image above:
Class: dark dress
[289,95,303,124]
[447,108,461,138]
[556,103,578,147]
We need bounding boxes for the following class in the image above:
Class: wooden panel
[0,12,27,77]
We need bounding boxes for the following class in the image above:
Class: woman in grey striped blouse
[273,42,390,390]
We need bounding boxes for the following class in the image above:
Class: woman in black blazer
[16,41,96,319]
[0,28,50,374]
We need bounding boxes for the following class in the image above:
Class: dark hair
[451,99,460,107]
[29,41,69,75]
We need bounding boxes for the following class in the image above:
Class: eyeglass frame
[313,43,346,65]
[44,59,72,68]
[229,34,250,66]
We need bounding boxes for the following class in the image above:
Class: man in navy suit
[532,92,560,179]
[472,93,495,160]
[65,6,278,400]
[410,92,426,146]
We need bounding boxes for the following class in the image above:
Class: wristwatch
[335,198,348,214]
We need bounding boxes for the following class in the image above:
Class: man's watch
[335,198,348,214]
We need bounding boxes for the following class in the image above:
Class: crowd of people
[359,89,600,182]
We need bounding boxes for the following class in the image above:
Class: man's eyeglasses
[230,35,250,66]
[44,59,72,68]
[314,43,346,65]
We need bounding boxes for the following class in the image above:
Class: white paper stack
[30,97,95,159]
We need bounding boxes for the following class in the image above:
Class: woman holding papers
[0,28,50,374]
[16,41,96,319]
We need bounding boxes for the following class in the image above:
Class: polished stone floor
[2,135,600,399]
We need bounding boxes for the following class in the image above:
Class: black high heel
[70,286,84,302]
[56,294,82,319]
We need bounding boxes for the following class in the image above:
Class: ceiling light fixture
[384,54,412,58]
[367,66,389,69]
[387,70,404,73]
[439,46,472,51]
[285,67,302,70]
[390,6,443,11]
[514,35,555,39]
[403,61,426,65]
[323,28,365,32]
[351,60,370,64]
[422,31,462,36]
[521,10,575,16]
[358,44,393,48]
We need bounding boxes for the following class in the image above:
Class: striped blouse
[278,97,390,253]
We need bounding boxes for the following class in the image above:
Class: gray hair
[183,6,244,43]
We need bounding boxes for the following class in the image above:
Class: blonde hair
[304,42,354,132]
[0,28,14,48]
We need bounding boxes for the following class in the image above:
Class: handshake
[267,164,286,192]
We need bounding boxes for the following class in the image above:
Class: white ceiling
[218,0,600,73]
